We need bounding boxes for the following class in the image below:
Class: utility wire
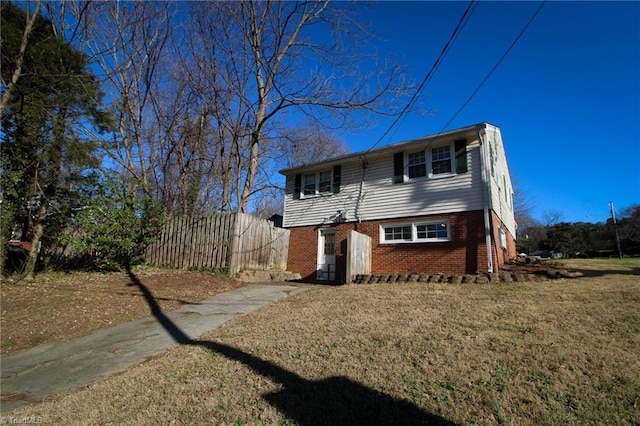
[437,0,547,135]
[391,0,547,154]
[350,1,546,222]
[363,0,478,155]
[286,1,546,226]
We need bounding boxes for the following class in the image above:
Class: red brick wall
[287,225,321,281]
[287,210,505,282]
[490,211,517,270]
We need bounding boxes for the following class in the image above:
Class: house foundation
[287,209,516,283]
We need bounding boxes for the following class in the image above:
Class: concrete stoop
[352,269,583,285]
[238,270,302,283]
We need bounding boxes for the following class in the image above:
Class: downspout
[478,129,494,273]
[354,156,368,226]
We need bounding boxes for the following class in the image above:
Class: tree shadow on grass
[125,267,456,425]
[562,265,640,278]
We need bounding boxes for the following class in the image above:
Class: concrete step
[270,270,302,282]
[238,270,301,283]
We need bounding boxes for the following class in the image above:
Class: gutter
[478,128,494,273]
[278,122,495,176]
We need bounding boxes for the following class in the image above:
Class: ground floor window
[499,227,507,248]
[380,220,450,243]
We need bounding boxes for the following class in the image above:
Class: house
[279,122,517,283]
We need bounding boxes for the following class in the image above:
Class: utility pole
[609,201,623,259]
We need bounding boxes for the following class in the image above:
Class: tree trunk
[238,132,260,214]
[0,234,8,280]
[23,202,46,280]
[22,105,66,279]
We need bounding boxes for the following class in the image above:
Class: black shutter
[393,152,404,183]
[332,165,341,194]
[455,139,468,173]
[293,173,302,199]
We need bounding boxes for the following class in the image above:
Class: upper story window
[303,170,332,196]
[318,170,333,193]
[407,144,453,179]
[293,165,342,199]
[431,145,452,175]
[394,139,466,184]
[304,173,317,195]
[407,151,427,179]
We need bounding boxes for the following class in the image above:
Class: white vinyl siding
[483,125,516,238]
[283,164,361,227]
[283,137,484,228]
[358,139,482,222]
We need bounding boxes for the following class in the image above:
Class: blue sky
[338,1,639,224]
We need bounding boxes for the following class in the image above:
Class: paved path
[0,283,307,414]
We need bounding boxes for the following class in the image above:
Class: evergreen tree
[1,2,110,278]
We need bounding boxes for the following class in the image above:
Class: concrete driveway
[0,283,307,413]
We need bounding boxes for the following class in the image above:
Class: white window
[384,225,413,242]
[417,223,449,240]
[303,173,316,196]
[303,170,332,197]
[404,144,454,181]
[407,151,427,179]
[381,220,450,244]
[430,145,452,175]
[318,170,332,194]
[499,228,507,248]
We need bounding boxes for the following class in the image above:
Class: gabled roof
[279,122,496,175]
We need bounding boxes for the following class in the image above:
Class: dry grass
[5,259,640,425]
[0,267,243,354]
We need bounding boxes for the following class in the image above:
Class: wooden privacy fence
[346,229,372,283]
[145,213,289,275]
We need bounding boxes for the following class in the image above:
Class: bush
[62,178,166,271]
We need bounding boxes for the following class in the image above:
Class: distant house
[279,122,517,283]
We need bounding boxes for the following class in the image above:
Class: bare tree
[186,1,409,213]
[244,121,351,218]
[276,122,350,169]
[542,209,565,227]
[512,174,534,224]
[47,1,409,219]
[0,0,41,116]
[79,2,173,196]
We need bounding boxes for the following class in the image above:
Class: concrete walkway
[0,283,307,414]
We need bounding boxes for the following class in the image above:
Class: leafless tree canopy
[14,0,411,217]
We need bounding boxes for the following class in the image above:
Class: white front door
[317,229,336,281]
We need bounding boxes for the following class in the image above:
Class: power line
[350,1,546,223]
[383,0,547,156]
[285,1,547,226]
[438,0,547,134]
[363,0,479,155]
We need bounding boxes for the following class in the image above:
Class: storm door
[317,229,336,281]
